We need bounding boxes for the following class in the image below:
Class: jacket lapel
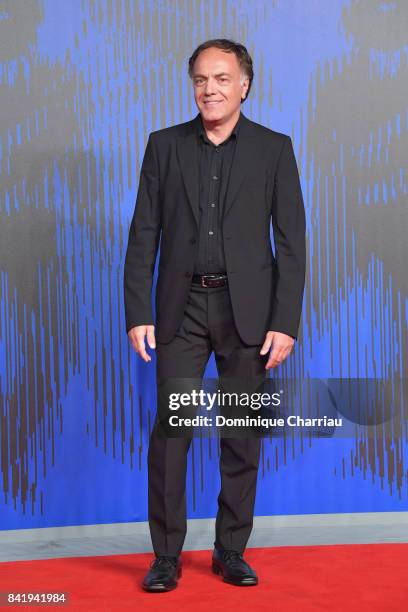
[222,113,258,218]
[176,117,201,226]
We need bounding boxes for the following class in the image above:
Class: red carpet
[1,544,407,611]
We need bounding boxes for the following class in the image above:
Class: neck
[201,109,241,145]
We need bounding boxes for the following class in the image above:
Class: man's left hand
[260,331,295,369]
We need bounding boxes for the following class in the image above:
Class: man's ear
[242,77,250,100]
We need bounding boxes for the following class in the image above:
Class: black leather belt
[191,273,228,288]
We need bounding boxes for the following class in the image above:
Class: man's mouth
[204,101,222,105]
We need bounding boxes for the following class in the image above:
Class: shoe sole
[142,566,182,592]
[142,583,177,592]
[211,562,258,586]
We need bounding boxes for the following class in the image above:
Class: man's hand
[260,331,294,369]
[128,325,156,362]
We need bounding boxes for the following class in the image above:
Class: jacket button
[185,271,192,277]
[190,237,196,244]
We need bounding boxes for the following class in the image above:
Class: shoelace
[151,555,178,569]
[221,550,244,566]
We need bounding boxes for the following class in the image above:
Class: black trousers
[148,283,268,556]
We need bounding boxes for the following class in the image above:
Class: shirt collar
[197,111,242,145]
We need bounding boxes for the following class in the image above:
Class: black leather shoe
[142,555,182,592]
[212,548,258,586]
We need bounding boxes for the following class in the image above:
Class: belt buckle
[201,275,210,288]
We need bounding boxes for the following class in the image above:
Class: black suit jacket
[124,111,306,345]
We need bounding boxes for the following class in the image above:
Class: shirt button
[208,231,214,236]
[215,147,219,152]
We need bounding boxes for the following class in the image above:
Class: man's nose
[203,78,216,94]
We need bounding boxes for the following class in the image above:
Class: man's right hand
[127,325,156,362]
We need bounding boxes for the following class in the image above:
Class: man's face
[191,47,249,123]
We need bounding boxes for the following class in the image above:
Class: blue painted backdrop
[0,0,407,530]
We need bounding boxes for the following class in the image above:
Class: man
[124,39,306,591]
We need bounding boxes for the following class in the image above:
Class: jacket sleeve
[269,135,306,340]
[123,133,161,333]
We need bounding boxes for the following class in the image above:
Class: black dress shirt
[194,112,242,274]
